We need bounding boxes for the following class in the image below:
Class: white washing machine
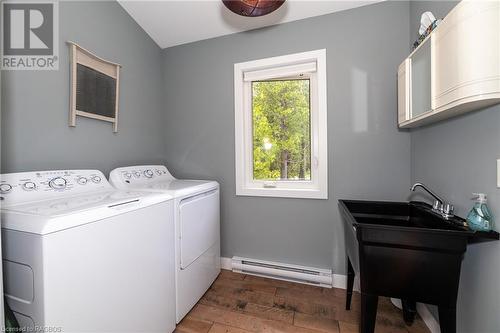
[0,169,176,333]
[109,165,220,322]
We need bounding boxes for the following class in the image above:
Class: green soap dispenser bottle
[466,193,494,232]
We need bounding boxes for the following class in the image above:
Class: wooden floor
[175,270,430,333]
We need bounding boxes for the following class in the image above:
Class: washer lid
[1,190,173,235]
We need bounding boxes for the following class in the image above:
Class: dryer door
[179,189,219,269]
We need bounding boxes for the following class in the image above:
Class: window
[234,49,327,199]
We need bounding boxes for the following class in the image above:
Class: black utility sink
[339,200,498,333]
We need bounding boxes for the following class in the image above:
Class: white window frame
[234,49,328,199]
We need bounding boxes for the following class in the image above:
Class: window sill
[236,187,328,200]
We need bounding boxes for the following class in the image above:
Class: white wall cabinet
[398,0,500,128]
[397,59,410,124]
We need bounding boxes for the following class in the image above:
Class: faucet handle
[433,200,442,211]
[443,203,454,216]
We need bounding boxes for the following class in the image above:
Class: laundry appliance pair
[0,165,220,332]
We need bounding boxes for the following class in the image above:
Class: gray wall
[162,1,411,270]
[410,1,500,332]
[1,1,165,174]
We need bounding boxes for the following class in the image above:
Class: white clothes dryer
[109,165,220,322]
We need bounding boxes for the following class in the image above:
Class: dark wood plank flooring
[175,270,430,333]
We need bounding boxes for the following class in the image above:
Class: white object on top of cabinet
[398,0,500,128]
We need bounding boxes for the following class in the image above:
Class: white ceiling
[118,0,382,49]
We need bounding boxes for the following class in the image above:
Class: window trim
[234,49,328,199]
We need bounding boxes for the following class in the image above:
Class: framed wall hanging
[67,41,121,132]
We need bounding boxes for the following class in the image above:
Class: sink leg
[360,293,378,333]
[346,257,355,310]
[438,306,456,333]
[401,299,417,325]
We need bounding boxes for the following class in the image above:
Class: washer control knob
[49,177,67,190]
[124,172,132,179]
[91,176,102,184]
[144,170,154,178]
[0,184,13,194]
[22,182,37,191]
[77,177,88,185]
[133,171,141,178]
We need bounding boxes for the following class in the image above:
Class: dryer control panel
[109,165,176,187]
[0,170,112,206]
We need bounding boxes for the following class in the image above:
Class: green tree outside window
[252,79,311,181]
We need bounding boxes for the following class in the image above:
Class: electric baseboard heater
[231,256,332,288]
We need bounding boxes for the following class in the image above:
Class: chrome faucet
[410,182,454,218]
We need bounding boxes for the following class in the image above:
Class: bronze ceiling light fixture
[222,0,286,17]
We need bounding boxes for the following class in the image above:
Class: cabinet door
[397,59,410,125]
[433,1,500,111]
[410,40,432,118]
